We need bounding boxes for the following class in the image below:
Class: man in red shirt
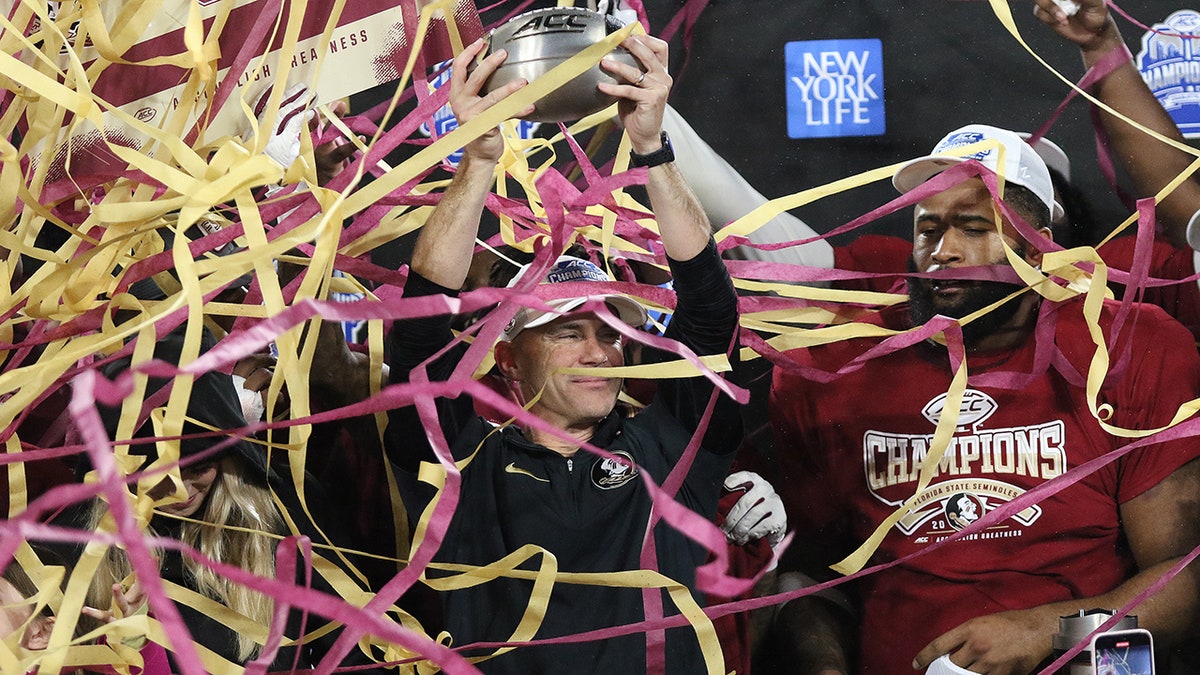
[768,123,1200,674]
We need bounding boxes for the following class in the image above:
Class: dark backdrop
[663,0,1197,243]
[354,1,1199,262]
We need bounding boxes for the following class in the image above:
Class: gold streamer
[4,0,1200,670]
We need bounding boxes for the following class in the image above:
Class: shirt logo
[898,478,1042,538]
[921,389,998,430]
[863,389,1064,539]
[591,450,638,490]
[505,462,549,483]
[944,491,982,530]
[785,38,885,139]
[1137,10,1200,138]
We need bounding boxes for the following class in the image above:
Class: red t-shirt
[1097,235,1200,343]
[832,234,913,294]
[769,297,1200,674]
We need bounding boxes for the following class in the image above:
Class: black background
[662,0,1197,243]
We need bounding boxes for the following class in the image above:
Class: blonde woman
[84,454,284,665]
[70,322,373,671]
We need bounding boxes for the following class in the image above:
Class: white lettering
[1040,423,1064,478]
[863,421,1068,490]
[1143,60,1200,91]
[866,433,888,491]
[887,437,908,486]
[957,436,981,475]
[790,48,879,127]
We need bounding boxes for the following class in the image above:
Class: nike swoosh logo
[505,462,549,483]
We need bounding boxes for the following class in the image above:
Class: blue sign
[1137,10,1200,139]
[785,39,885,139]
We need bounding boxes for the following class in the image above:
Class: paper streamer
[4,0,1200,673]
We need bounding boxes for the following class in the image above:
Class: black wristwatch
[630,131,675,168]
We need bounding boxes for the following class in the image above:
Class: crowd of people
[7,0,1200,673]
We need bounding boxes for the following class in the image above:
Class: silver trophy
[484,7,641,123]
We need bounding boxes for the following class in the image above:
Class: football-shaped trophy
[484,7,641,123]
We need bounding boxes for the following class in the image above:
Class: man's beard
[906,255,1030,347]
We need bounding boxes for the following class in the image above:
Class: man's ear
[1026,227,1053,267]
[494,340,519,381]
[21,615,54,651]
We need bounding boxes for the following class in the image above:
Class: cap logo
[195,219,222,237]
[502,256,645,338]
[935,131,994,163]
[544,258,609,284]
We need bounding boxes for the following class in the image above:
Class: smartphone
[1090,628,1154,675]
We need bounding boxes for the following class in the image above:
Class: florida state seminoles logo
[944,492,982,531]
[591,451,638,490]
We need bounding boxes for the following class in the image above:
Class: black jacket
[386,240,742,674]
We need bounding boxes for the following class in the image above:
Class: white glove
[1051,0,1080,17]
[722,470,787,548]
[597,0,640,26]
[231,373,266,423]
[251,83,315,170]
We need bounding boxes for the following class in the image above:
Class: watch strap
[630,131,675,168]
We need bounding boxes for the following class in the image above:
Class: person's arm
[598,36,742,453]
[599,35,711,262]
[913,457,1200,673]
[385,39,532,473]
[766,368,859,675]
[312,100,358,188]
[1035,0,1200,247]
[661,105,836,270]
[410,38,530,288]
[722,471,796,667]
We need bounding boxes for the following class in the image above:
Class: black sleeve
[646,238,742,456]
[383,272,477,474]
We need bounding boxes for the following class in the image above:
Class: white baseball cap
[1185,209,1200,251]
[502,256,649,341]
[1019,132,1071,183]
[893,124,1065,223]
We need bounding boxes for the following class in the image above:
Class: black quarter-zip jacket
[386,240,742,674]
